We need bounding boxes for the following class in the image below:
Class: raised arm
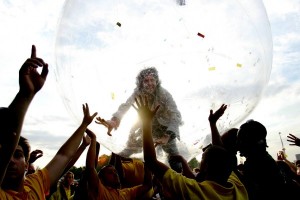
[0,45,48,185]
[208,104,227,146]
[96,91,137,136]
[169,155,195,179]
[108,152,126,185]
[133,95,168,181]
[45,103,97,186]
[277,150,297,174]
[63,134,91,175]
[85,128,100,197]
[135,164,153,199]
[9,45,48,137]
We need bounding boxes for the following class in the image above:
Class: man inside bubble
[96,67,183,172]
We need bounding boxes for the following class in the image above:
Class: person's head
[197,145,233,185]
[136,67,161,94]
[193,167,200,174]
[221,128,238,154]
[62,171,74,187]
[2,136,31,189]
[221,128,239,167]
[98,164,121,189]
[236,120,268,157]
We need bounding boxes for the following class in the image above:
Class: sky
[0,0,299,168]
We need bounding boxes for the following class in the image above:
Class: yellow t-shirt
[121,159,153,199]
[162,169,248,200]
[122,159,144,187]
[49,185,74,200]
[64,187,71,199]
[0,168,50,200]
[98,180,138,200]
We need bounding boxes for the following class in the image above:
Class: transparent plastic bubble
[54,0,272,164]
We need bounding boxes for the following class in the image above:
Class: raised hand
[28,149,43,164]
[287,133,300,147]
[208,104,227,124]
[95,117,113,136]
[85,128,96,141]
[132,95,160,122]
[82,103,98,126]
[19,45,48,96]
[82,134,92,147]
[277,150,286,161]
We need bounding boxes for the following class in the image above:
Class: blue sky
[0,0,299,167]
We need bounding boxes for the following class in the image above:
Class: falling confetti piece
[236,63,242,68]
[197,32,205,38]
[111,92,115,100]
[116,22,121,27]
[208,66,216,71]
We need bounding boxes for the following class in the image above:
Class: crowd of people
[0,45,300,200]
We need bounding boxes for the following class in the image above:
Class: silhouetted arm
[133,95,169,182]
[169,155,195,179]
[0,45,48,185]
[85,128,100,198]
[45,103,97,186]
[63,134,91,175]
[135,164,153,199]
[208,104,227,146]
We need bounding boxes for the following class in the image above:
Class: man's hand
[132,95,160,123]
[95,117,116,136]
[287,133,300,147]
[85,128,96,141]
[208,104,227,124]
[277,150,286,161]
[28,149,43,164]
[82,134,92,147]
[82,103,98,126]
[19,45,48,96]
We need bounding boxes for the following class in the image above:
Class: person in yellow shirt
[0,45,49,199]
[109,153,145,188]
[0,45,98,200]
[134,95,249,200]
[85,128,153,200]
[109,153,154,199]
[50,171,76,200]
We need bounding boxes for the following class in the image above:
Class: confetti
[208,66,216,71]
[197,32,205,38]
[236,63,242,68]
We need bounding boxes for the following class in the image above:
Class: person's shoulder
[24,168,50,188]
[163,168,192,182]
[0,187,9,199]
[157,86,173,97]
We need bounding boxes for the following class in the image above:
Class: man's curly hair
[136,67,161,91]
